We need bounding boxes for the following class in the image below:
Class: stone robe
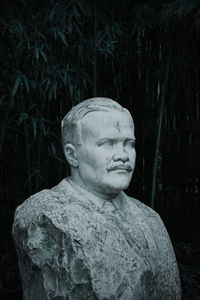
[12,178,181,300]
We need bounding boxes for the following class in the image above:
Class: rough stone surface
[12,178,181,300]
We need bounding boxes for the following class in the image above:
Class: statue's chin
[104,173,132,193]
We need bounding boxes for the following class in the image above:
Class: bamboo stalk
[35,134,42,192]
[93,0,97,97]
[0,98,11,156]
[150,47,172,208]
[20,86,32,195]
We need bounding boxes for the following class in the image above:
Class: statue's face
[75,110,136,199]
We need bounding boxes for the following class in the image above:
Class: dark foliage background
[0,0,200,299]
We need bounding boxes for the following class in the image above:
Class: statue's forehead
[83,109,132,123]
[80,110,134,138]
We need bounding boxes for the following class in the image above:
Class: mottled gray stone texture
[12,178,181,300]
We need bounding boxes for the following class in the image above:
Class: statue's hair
[61,97,131,148]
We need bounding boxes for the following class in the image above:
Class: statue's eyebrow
[96,137,136,145]
[96,137,115,144]
[125,138,136,143]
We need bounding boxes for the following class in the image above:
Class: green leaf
[48,86,53,100]
[9,20,24,37]
[76,1,90,17]
[32,119,37,138]
[74,22,82,35]
[12,76,21,96]
[18,113,29,125]
[40,49,48,63]
[40,119,47,136]
[96,31,105,47]
[73,4,80,20]
[51,143,56,155]
[35,31,46,41]
[0,95,7,104]
[30,80,37,90]
[22,75,29,93]
[57,30,68,47]
[45,78,51,92]
[53,82,58,99]
[16,40,26,50]
[35,48,39,61]
[54,155,66,164]
[52,27,58,40]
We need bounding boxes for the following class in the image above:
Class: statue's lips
[107,165,133,172]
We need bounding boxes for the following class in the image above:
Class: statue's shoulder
[125,194,161,220]
[13,179,76,228]
[125,194,168,236]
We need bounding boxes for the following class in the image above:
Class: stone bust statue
[12,97,181,300]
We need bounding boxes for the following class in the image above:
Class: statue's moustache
[106,164,133,172]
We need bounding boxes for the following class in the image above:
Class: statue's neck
[67,176,123,207]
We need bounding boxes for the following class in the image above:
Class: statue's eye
[124,140,135,148]
[99,140,114,148]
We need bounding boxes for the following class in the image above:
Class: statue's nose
[113,148,129,162]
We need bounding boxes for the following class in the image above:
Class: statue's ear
[64,144,78,168]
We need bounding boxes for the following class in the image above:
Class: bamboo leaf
[40,119,47,136]
[45,79,51,92]
[32,119,37,138]
[9,20,24,37]
[35,48,39,61]
[0,95,7,104]
[12,76,21,96]
[96,31,105,47]
[74,22,82,35]
[54,155,66,164]
[63,0,74,11]
[73,4,80,20]
[40,49,48,63]
[16,39,26,50]
[76,1,91,17]
[57,30,68,47]
[53,82,58,99]
[10,94,14,108]
[69,83,74,97]
[48,85,53,100]
[35,31,46,40]
[49,9,55,23]
[52,27,58,40]
[51,142,56,155]
[30,80,37,90]
[18,113,29,125]
[22,75,29,93]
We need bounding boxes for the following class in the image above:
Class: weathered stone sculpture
[12,97,181,299]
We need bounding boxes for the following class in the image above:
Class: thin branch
[150,46,172,208]
[93,0,97,97]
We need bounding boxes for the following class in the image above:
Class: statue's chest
[72,209,159,299]
[84,210,157,264]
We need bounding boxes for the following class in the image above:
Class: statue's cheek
[105,155,113,163]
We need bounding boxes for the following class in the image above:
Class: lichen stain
[116,121,120,132]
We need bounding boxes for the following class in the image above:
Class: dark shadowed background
[0,0,200,299]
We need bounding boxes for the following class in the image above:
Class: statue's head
[61,97,136,199]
